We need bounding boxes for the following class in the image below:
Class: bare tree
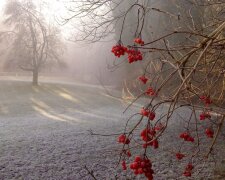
[1,0,65,85]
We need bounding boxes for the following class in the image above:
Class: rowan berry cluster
[111,44,127,57]
[145,87,155,96]
[111,39,144,63]
[130,156,154,180]
[176,152,185,160]
[127,48,143,63]
[183,163,194,177]
[139,75,148,84]
[179,132,194,142]
[134,38,144,45]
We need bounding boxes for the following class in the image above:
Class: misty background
[0,0,196,88]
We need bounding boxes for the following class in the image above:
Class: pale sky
[0,0,71,37]
[0,0,67,20]
[0,0,5,10]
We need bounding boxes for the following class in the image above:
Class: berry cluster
[139,75,148,84]
[176,152,185,160]
[200,96,212,106]
[146,87,155,96]
[183,163,194,177]
[127,48,143,63]
[140,108,156,120]
[205,128,214,138]
[180,132,194,142]
[111,44,127,57]
[118,134,130,144]
[141,128,159,149]
[200,112,211,120]
[130,156,154,180]
[134,38,144,45]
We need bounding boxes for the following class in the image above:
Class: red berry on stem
[149,111,155,120]
[134,38,144,45]
[152,139,159,149]
[138,168,144,174]
[185,163,194,171]
[139,75,148,84]
[135,156,141,162]
[183,171,191,177]
[205,128,214,138]
[146,87,155,96]
[176,152,185,160]
[118,134,130,144]
[127,150,132,157]
[140,108,150,117]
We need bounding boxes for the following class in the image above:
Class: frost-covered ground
[0,77,224,180]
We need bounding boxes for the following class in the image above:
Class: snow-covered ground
[0,78,224,179]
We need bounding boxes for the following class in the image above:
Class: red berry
[118,134,125,143]
[140,108,150,117]
[130,163,134,169]
[180,132,188,139]
[183,171,191,177]
[134,38,144,45]
[118,134,130,144]
[139,75,148,84]
[138,168,144,174]
[185,163,194,171]
[144,159,151,165]
[141,162,146,168]
[152,139,159,149]
[200,95,212,106]
[146,87,155,96]
[122,160,126,166]
[187,136,194,142]
[135,156,142,162]
[176,153,185,160]
[200,112,211,120]
[134,169,139,175]
[149,112,156,120]
[133,162,139,169]
[179,132,194,142]
[127,150,132,157]
[205,128,214,138]
[121,160,127,170]
[145,173,153,179]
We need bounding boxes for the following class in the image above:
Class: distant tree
[1,0,65,85]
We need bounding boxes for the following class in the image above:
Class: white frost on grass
[0,78,224,179]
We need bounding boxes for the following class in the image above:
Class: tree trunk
[32,68,38,86]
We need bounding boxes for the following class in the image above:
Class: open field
[0,77,224,179]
